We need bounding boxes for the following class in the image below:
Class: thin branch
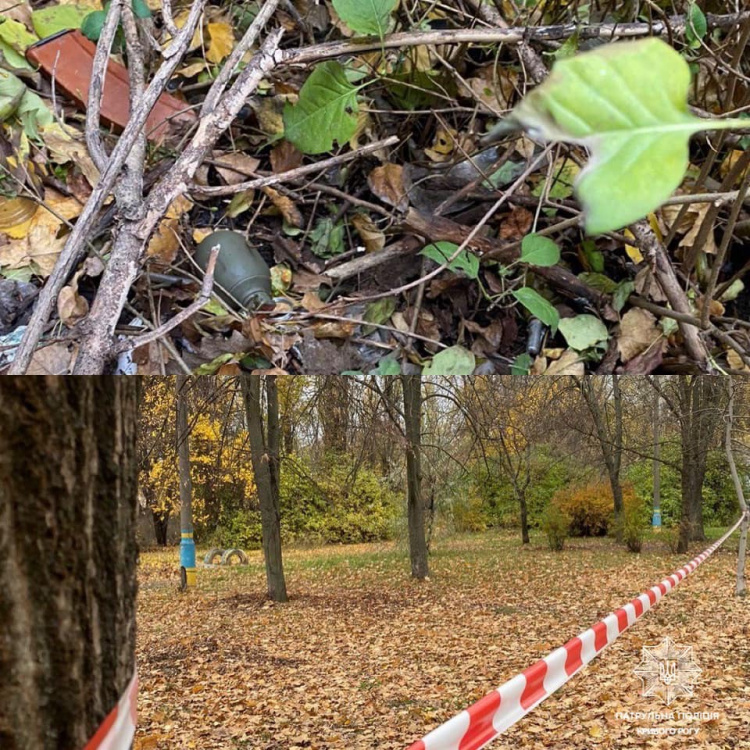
[193,136,400,196]
[115,244,220,354]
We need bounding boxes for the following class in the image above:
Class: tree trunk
[176,375,196,588]
[677,376,723,549]
[518,488,530,545]
[580,377,624,541]
[242,375,288,602]
[652,390,661,527]
[0,379,138,750]
[402,375,429,580]
[153,510,169,546]
[724,380,747,596]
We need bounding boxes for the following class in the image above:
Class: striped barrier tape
[83,672,138,750]
[407,513,748,750]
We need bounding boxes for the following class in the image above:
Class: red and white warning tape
[83,673,138,750]
[407,514,748,750]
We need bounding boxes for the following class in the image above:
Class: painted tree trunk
[402,375,429,580]
[176,375,196,588]
[0,379,138,750]
[242,375,288,602]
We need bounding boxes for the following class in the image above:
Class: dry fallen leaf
[368,163,408,212]
[147,195,193,266]
[40,123,101,188]
[261,187,303,228]
[727,349,750,372]
[26,341,77,374]
[57,284,88,327]
[213,152,261,185]
[544,348,584,375]
[351,213,385,253]
[617,308,662,363]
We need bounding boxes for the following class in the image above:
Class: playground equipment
[406,512,748,750]
[203,548,249,568]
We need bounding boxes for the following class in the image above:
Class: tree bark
[724,379,748,596]
[0,379,138,750]
[242,375,288,602]
[402,375,429,580]
[676,376,723,551]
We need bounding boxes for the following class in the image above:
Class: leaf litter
[136,532,750,749]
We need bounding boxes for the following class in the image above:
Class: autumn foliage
[551,481,641,537]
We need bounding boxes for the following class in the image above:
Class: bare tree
[652,376,725,552]
[577,376,624,541]
[0,380,138,749]
[242,375,288,602]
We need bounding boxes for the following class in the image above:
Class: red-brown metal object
[26,29,196,141]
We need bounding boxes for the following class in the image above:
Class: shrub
[541,505,570,551]
[452,495,488,533]
[620,501,650,553]
[211,509,263,549]
[552,481,641,537]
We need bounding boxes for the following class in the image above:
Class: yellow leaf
[622,228,643,264]
[206,22,234,64]
[0,196,38,238]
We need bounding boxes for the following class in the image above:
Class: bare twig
[72,26,285,373]
[630,221,710,367]
[85,0,123,172]
[9,0,208,374]
[193,136,399,196]
[115,245,220,354]
[700,169,750,329]
[279,12,750,67]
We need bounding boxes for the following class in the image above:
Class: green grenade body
[194,230,272,311]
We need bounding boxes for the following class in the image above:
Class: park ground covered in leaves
[0,0,749,374]
[135,529,749,749]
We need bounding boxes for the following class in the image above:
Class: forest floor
[135,529,749,750]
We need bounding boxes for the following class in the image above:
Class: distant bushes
[211,453,398,549]
[551,481,644,537]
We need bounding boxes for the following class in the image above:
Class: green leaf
[81,10,107,41]
[331,0,397,38]
[511,38,747,234]
[131,0,152,19]
[15,89,54,138]
[558,314,608,350]
[363,297,396,334]
[686,3,707,49]
[581,239,604,273]
[420,241,479,279]
[612,280,634,312]
[283,61,360,154]
[511,352,533,375]
[512,287,560,333]
[370,356,401,375]
[32,5,91,38]
[422,345,476,376]
[309,216,346,258]
[577,272,618,293]
[193,352,235,376]
[520,234,560,267]
[0,69,26,123]
[0,18,38,53]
